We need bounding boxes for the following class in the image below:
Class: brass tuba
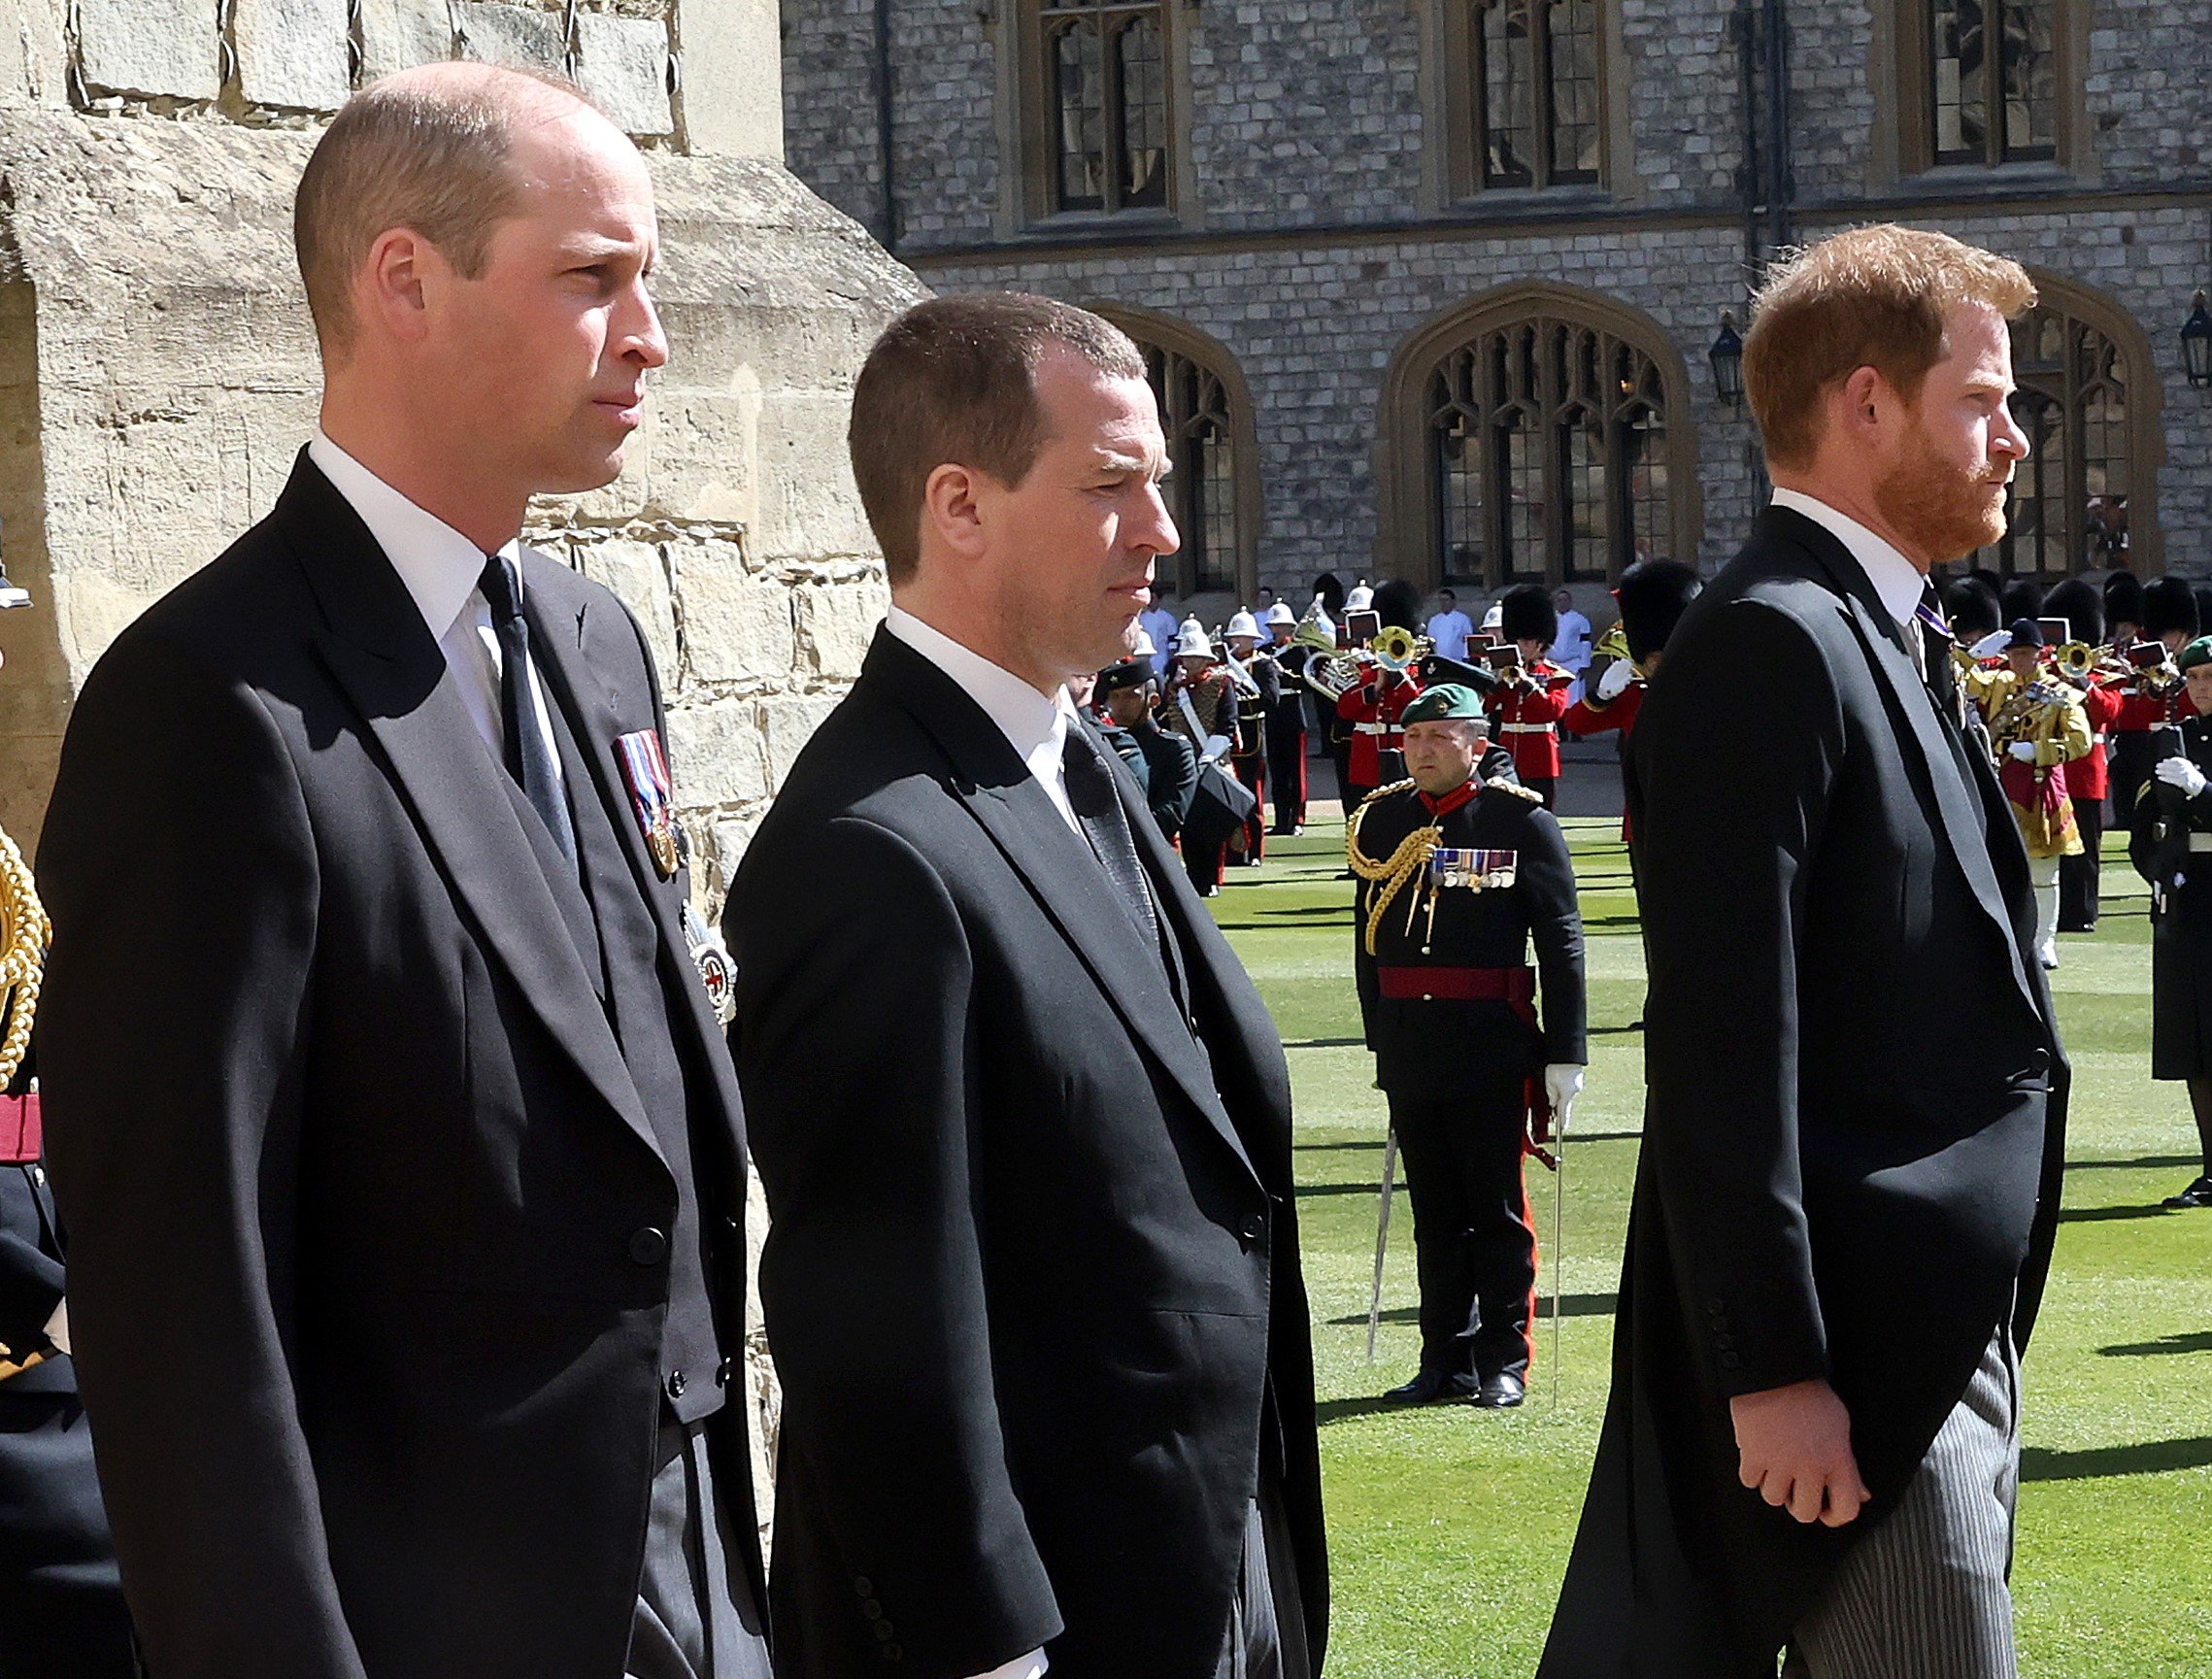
[1292,597,1367,701]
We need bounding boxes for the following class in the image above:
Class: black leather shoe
[1382,1368,1479,1405]
[1474,1370,1525,1409]
[2163,1175,2212,1209]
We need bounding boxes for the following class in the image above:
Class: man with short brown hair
[1540,225,2069,1678]
[40,63,771,1679]
[727,291,1327,1679]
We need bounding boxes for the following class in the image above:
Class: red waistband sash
[0,1094,39,1165]
[1374,967,1556,1166]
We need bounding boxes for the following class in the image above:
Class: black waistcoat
[545,697,728,1425]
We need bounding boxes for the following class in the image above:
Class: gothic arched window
[1422,312,1675,588]
[1040,0,1170,215]
[1099,310,1258,600]
[1467,0,1601,189]
[1973,288,2155,579]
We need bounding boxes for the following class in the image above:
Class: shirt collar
[885,603,1075,768]
[308,428,519,642]
[1771,487,1927,630]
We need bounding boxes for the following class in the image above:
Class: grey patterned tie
[1062,723,1162,952]
[478,554,578,866]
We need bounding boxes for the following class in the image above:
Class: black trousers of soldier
[1231,754,1267,862]
[2112,734,2153,834]
[1524,777,1558,811]
[2060,797,2105,932]
[1185,835,1226,895]
[1266,730,1307,833]
[1388,1079,1538,1382]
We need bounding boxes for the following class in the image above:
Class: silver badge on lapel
[682,902,737,1026]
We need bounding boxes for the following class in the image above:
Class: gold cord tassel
[0,824,47,1088]
[1346,782,1441,957]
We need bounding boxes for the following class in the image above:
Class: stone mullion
[1539,320,1568,590]
[1530,0,1557,191]
[1478,332,1507,590]
[2058,316,2088,578]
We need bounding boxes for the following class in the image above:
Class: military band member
[1336,659,1424,814]
[1348,686,1586,1410]
[1163,619,1242,894]
[1485,584,1575,809]
[1961,620,2095,969]
[2043,578,2122,933]
[1223,610,1280,864]
[2130,635,2212,1211]
[1263,602,1311,834]
[1097,645,1198,844]
[1559,559,1701,860]
[2110,575,2200,821]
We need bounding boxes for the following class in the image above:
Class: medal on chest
[615,727,682,880]
[1430,848,1518,891]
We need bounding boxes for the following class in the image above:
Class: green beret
[2179,635,2212,674]
[1399,683,1490,725]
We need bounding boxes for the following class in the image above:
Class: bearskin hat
[1999,577,2046,624]
[1615,560,1701,665]
[1372,578,1425,632]
[1942,576,2003,643]
[2192,585,2212,645]
[2041,577,2103,648]
[1497,583,1558,646]
[2142,575,2198,640]
[2104,569,2146,632]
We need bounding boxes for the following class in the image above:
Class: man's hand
[1728,1379,1870,1527]
[2156,755,2207,799]
[1543,1063,1584,1132]
[2007,740,2039,763]
[1593,659,1635,704]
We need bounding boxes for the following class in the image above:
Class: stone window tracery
[1453,0,1603,193]
[1040,0,1171,215]
[1927,0,2059,167]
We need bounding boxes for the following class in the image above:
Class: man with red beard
[1542,227,2067,1679]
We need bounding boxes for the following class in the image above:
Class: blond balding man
[39,66,771,1679]
[1542,226,2068,1678]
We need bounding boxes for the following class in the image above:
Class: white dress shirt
[307,429,563,792]
[1139,604,1179,675]
[1771,487,1926,633]
[1550,608,1593,672]
[885,605,1082,836]
[1425,608,1474,662]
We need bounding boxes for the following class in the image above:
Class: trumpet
[2053,640,2130,687]
[1371,624,1432,673]
[1588,621,1645,688]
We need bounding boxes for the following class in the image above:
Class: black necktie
[1062,723,1163,954]
[478,554,578,865]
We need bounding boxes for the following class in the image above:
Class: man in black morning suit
[1540,228,2067,1679]
[728,294,1326,1679]
[34,68,769,1679]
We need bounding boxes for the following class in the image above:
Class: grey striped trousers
[1787,1329,2022,1679]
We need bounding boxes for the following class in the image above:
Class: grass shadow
[2021,1435,2212,1482]
[1327,1291,1618,1326]
[2057,1202,2185,1224]
[2097,1330,2212,1359]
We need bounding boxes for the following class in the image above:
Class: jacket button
[862,1599,884,1621]
[883,1645,902,1662]
[1240,1212,1266,1242]
[2028,1048,2051,1075]
[628,1227,669,1266]
[873,1621,895,1642]
[1705,1297,1726,1317]
[853,1576,873,1598]
[665,1369,687,1401]
[716,1358,736,1388]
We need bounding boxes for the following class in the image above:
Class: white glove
[2156,756,2208,798]
[1969,629,2012,659]
[2006,740,2039,763]
[1593,659,1635,703]
[1544,1064,1585,1131]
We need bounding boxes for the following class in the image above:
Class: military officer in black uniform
[1348,685,1587,1409]
[2129,634,2212,1210]
[1097,648,1198,844]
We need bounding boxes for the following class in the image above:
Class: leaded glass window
[1930,0,2058,166]
[1042,0,1171,215]
[1974,304,2131,578]
[1134,341,1243,595]
[1467,0,1602,191]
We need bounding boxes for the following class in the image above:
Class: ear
[355,228,439,347]
[922,461,990,562]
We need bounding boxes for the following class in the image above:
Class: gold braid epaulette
[1346,781,1438,957]
[0,823,47,1089]
[1485,776,1543,804]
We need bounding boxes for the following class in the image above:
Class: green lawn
[1210,815,2212,1679]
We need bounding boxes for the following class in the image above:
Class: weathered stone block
[358,0,453,80]
[577,12,671,138]
[680,563,795,682]
[575,538,677,681]
[76,0,219,99]
[681,0,786,159]
[760,693,841,790]
[457,1,565,75]
[665,697,771,807]
[234,0,350,111]
[795,578,888,678]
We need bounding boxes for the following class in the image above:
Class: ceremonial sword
[1364,1125,1398,1364]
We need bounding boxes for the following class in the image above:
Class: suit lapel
[277,456,659,1159]
[871,633,1259,1182]
[522,559,750,1141]
[1767,510,2043,1019]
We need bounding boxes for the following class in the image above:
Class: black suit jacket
[37,455,760,1679]
[1540,507,2068,1677]
[727,629,1326,1679]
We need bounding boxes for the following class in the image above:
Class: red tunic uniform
[1336,671,1425,795]
[1560,682,1647,841]
[2071,680,2122,804]
[1487,660,1574,783]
